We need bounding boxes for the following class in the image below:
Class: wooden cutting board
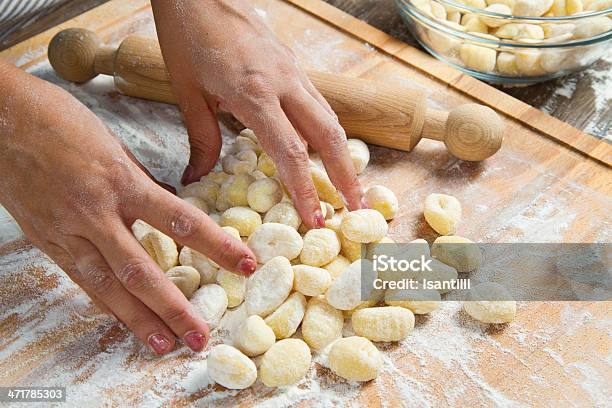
[0,0,610,406]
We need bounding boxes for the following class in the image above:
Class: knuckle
[162,305,193,326]
[165,205,201,239]
[240,72,274,102]
[118,259,162,292]
[83,264,116,295]
[282,140,309,166]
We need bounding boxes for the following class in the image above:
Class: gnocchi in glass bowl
[395,0,612,85]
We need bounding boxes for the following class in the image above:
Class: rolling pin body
[48,28,503,160]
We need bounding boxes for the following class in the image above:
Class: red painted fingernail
[238,257,257,275]
[314,211,326,228]
[148,334,171,354]
[184,330,207,351]
[181,164,194,185]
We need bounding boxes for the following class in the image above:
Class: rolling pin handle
[423,104,504,161]
[48,28,103,83]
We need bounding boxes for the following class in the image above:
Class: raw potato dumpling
[463,282,517,323]
[233,315,276,357]
[328,336,382,381]
[259,339,312,387]
[431,235,483,272]
[264,292,307,339]
[207,345,257,389]
[364,185,399,220]
[190,284,228,329]
[423,193,462,235]
[347,139,370,174]
[245,256,294,317]
[166,266,200,299]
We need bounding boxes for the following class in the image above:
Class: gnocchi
[300,228,341,267]
[216,268,246,308]
[423,193,462,235]
[341,209,388,243]
[182,196,209,214]
[233,315,275,357]
[179,180,219,209]
[301,296,344,350]
[245,256,294,317]
[166,265,200,299]
[431,235,483,272]
[385,286,441,314]
[328,336,382,382]
[191,284,228,329]
[222,149,257,175]
[463,282,517,323]
[179,246,218,284]
[247,223,304,263]
[347,139,370,174]
[217,174,255,211]
[293,264,332,296]
[363,185,399,220]
[247,178,283,213]
[351,306,415,342]
[310,165,344,209]
[259,339,312,387]
[264,292,307,339]
[220,206,262,237]
[263,202,302,230]
[207,345,257,390]
[138,229,178,272]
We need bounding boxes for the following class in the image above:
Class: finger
[245,101,324,229]
[299,72,336,120]
[282,90,363,211]
[179,89,222,185]
[133,183,257,275]
[44,242,111,314]
[62,236,181,354]
[90,224,210,352]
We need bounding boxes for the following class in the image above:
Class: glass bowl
[395,0,612,85]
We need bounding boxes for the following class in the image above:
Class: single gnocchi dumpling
[325,259,375,310]
[179,180,219,209]
[233,315,276,357]
[301,296,344,350]
[263,202,302,230]
[323,255,351,281]
[138,229,178,272]
[234,134,262,156]
[217,174,255,211]
[264,292,307,339]
[179,246,218,285]
[247,223,304,263]
[494,23,544,40]
[463,282,517,323]
[190,284,228,329]
[131,219,154,241]
[461,14,488,33]
[513,0,554,16]
[413,258,459,294]
[207,345,257,390]
[341,209,388,243]
[351,306,415,342]
[497,52,520,76]
[347,139,370,174]
[293,264,332,296]
[216,268,246,308]
[310,165,344,209]
[256,151,277,177]
[481,4,512,27]
[459,43,497,72]
[259,339,311,387]
[222,149,257,175]
[201,170,230,186]
[328,336,382,382]
[247,178,283,213]
[166,265,201,299]
[364,185,399,220]
[431,235,483,272]
[220,206,262,237]
[245,256,294,317]
[423,193,462,235]
[300,228,341,267]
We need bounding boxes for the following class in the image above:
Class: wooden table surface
[0,0,610,140]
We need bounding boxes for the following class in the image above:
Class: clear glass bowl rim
[396,0,612,49]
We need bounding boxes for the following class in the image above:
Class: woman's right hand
[0,61,257,354]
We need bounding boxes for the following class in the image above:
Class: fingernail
[181,165,194,185]
[238,257,257,275]
[184,330,207,351]
[313,211,326,228]
[148,333,172,354]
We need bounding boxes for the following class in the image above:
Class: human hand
[151,0,363,228]
[0,61,257,354]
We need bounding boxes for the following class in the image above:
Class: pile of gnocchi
[132,129,516,390]
[413,0,612,77]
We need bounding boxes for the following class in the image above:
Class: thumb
[179,92,222,185]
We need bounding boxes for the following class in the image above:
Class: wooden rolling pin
[47,28,503,161]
